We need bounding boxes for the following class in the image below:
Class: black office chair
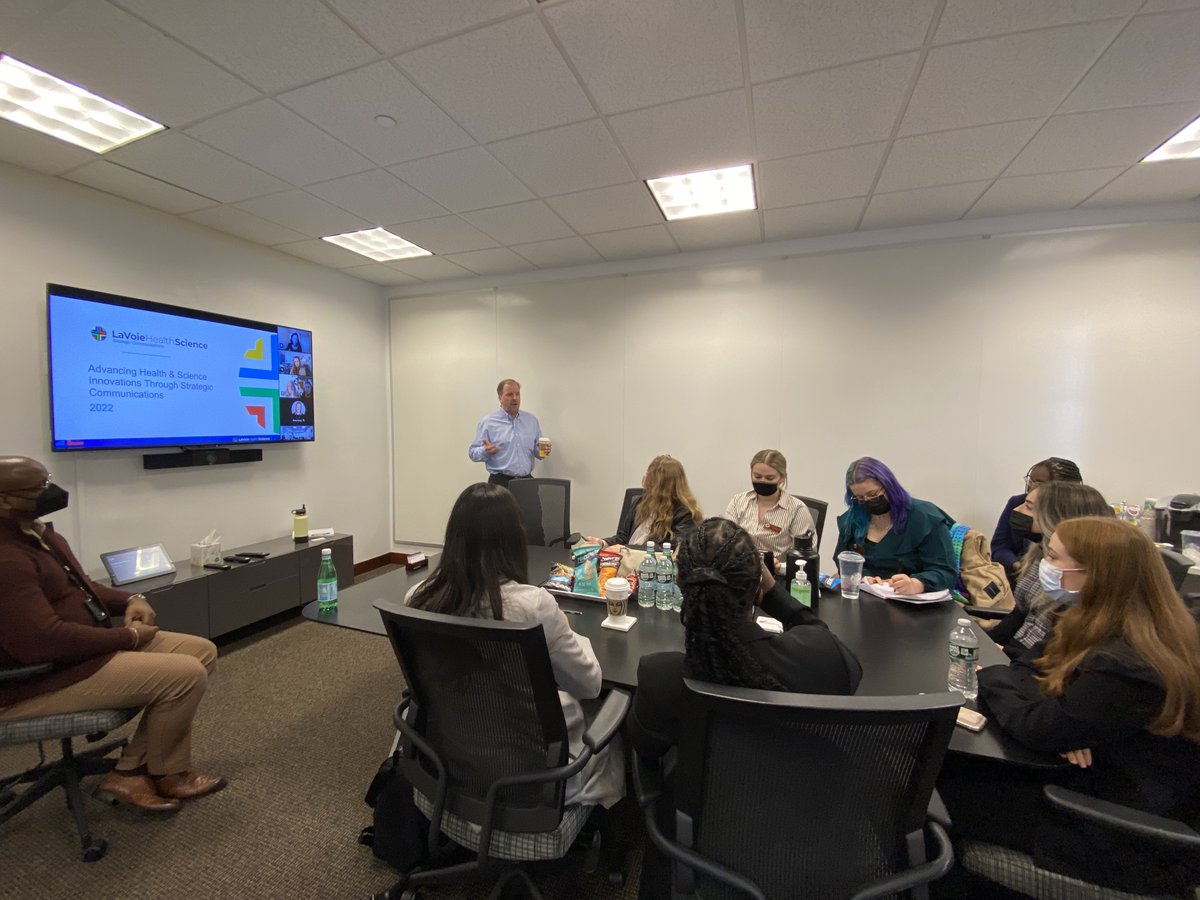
[617,487,644,536]
[507,477,579,548]
[0,662,140,862]
[375,604,630,899]
[793,494,828,549]
[634,679,961,900]
[959,785,1200,898]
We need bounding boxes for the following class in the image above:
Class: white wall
[0,162,392,574]
[391,221,1200,568]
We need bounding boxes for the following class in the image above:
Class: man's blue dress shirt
[468,409,542,477]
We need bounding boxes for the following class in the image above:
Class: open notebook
[858,580,950,604]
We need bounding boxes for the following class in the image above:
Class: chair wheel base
[81,839,108,862]
[94,790,119,807]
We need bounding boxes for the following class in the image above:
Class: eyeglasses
[1024,475,1049,491]
[852,489,885,503]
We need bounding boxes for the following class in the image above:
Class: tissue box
[190,542,222,566]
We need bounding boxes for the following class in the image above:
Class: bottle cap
[321,547,331,556]
[662,542,671,551]
[957,617,971,626]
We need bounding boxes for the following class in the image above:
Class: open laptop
[100,544,176,586]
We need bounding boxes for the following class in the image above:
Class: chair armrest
[962,605,1008,621]
[927,788,951,830]
[849,820,954,900]
[631,753,664,808]
[0,662,54,684]
[581,688,630,754]
[1043,786,1200,850]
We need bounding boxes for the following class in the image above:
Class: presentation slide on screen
[49,292,313,449]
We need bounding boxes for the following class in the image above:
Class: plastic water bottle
[1139,498,1158,541]
[317,547,338,610]
[638,542,657,608]
[670,582,682,612]
[947,617,979,699]
[655,542,675,610]
[790,569,812,608]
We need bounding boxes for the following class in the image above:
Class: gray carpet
[0,569,642,899]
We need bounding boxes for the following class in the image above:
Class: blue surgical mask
[1038,557,1083,604]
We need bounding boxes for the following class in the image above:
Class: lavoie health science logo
[90,326,107,341]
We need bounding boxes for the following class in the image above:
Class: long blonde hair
[636,455,702,540]
[750,449,787,483]
[1018,482,1113,581]
[1036,517,1200,740]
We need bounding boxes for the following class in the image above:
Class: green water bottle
[317,547,338,610]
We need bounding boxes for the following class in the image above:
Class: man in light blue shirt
[468,379,551,486]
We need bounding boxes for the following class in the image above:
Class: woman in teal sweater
[834,457,957,594]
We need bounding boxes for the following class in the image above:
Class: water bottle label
[318,581,338,604]
[949,645,978,661]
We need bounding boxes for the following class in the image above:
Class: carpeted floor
[0,568,643,899]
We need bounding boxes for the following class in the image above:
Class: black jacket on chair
[604,499,698,549]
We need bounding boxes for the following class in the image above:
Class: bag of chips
[598,548,623,597]
[540,562,574,593]
[572,543,601,596]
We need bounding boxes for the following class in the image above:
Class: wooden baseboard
[353,553,405,576]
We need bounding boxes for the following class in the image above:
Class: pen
[562,609,583,616]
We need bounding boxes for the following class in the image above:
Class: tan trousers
[0,631,217,775]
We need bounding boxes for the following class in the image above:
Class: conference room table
[302,545,1058,767]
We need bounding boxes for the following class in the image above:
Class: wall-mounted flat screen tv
[48,284,315,451]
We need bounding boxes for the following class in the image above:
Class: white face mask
[1038,557,1084,604]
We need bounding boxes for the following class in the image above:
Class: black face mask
[751,481,779,497]
[33,483,69,518]
[1008,509,1034,536]
[860,495,890,516]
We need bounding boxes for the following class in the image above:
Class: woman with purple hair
[833,457,957,595]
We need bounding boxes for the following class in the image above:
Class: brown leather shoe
[154,771,227,800]
[97,771,181,813]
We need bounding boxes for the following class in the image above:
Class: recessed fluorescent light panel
[1143,114,1200,162]
[0,55,164,153]
[322,227,432,262]
[646,164,757,221]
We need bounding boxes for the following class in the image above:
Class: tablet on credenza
[100,544,176,586]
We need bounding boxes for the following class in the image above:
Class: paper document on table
[756,615,784,633]
[858,581,951,604]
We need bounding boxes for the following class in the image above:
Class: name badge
[764,523,782,534]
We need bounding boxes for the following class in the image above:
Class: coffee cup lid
[605,577,630,598]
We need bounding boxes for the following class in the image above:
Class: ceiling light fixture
[0,55,164,153]
[322,227,432,261]
[1142,113,1200,162]
[646,164,757,221]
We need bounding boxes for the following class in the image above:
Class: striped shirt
[724,490,817,558]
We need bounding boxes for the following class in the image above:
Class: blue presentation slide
[49,293,293,449]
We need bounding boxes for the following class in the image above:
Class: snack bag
[541,561,574,593]
[598,548,623,597]
[572,543,601,597]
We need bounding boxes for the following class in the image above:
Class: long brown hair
[1017,481,1113,581]
[635,455,702,541]
[1036,517,1200,740]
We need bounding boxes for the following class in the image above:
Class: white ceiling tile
[442,247,535,276]
[934,0,1141,44]
[235,190,372,237]
[388,146,534,212]
[510,237,604,269]
[861,181,990,229]
[182,205,309,245]
[275,238,372,268]
[385,216,498,254]
[0,0,74,45]
[965,168,1126,218]
[585,225,678,261]
[397,15,594,142]
[1138,0,1200,10]
[758,144,887,209]
[0,119,95,174]
[327,0,527,55]
[1060,9,1200,113]
[488,120,634,195]
[117,0,378,93]
[667,211,761,252]
[1080,159,1200,207]
[340,263,421,286]
[8,0,259,125]
[306,170,446,225]
[106,132,288,203]
[745,0,937,83]
[462,201,574,245]
[386,256,474,281]
[279,61,474,166]
[187,100,374,187]
[762,198,866,241]
[900,21,1123,136]
[754,54,919,158]
[64,160,215,214]
[1006,105,1200,176]
[877,119,1041,192]
[543,0,742,114]
[545,182,663,234]
[609,91,753,179]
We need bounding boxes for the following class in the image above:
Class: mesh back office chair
[617,488,644,537]
[634,679,961,900]
[376,605,630,899]
[792,495,828,549]
[507,478,578,548]
[0,662,139,862]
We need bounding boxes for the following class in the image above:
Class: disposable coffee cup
[536,437,551,459]
[837,551,865,599]
[604,577,630,618]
